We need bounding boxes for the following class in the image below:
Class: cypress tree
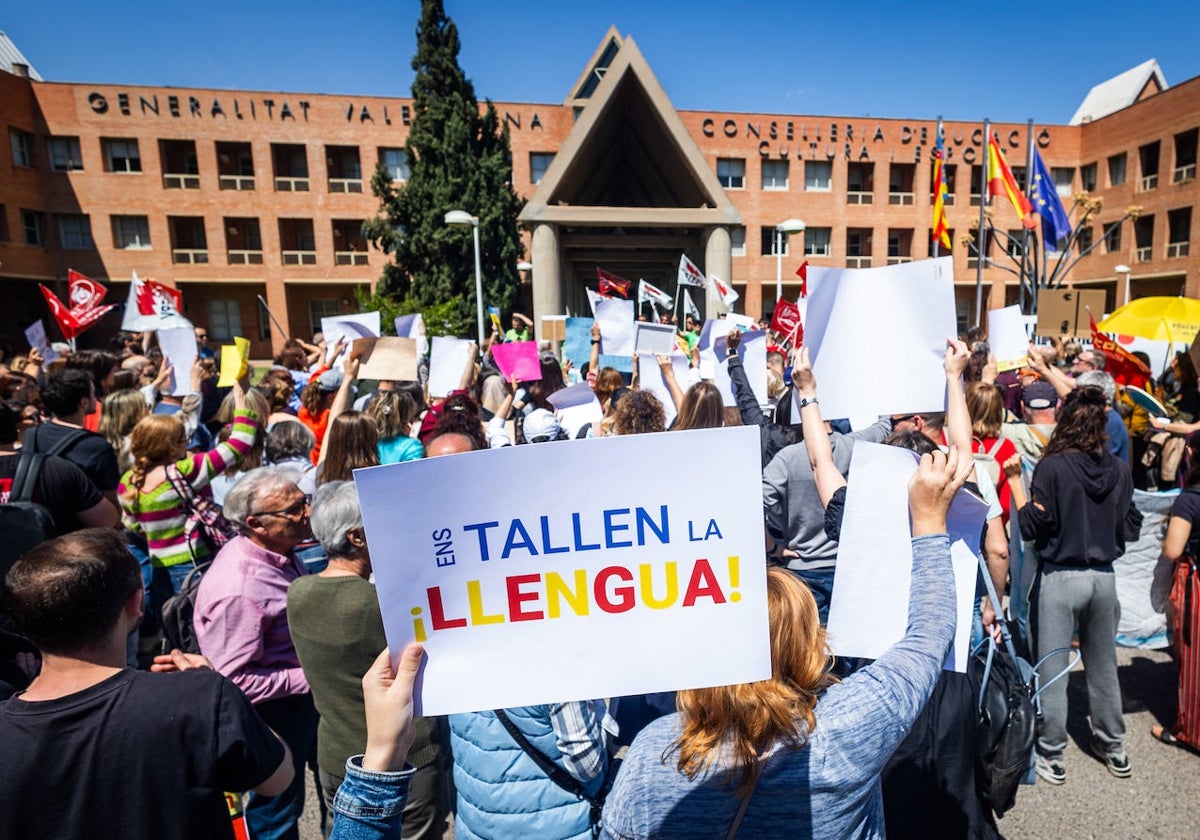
[364,0,524,330]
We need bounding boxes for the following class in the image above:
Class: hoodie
[1018,450,1142,567]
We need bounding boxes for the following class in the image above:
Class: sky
[4,0,1198,124]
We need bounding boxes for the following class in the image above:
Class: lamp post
[774,218,806,301]
[1115,263,1132,306]
[444,210,485,348]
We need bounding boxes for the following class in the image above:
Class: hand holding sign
[909,447,971,536]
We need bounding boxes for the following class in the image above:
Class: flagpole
[257,294,288,341]
[1022,119,1036,317]
[974,118,990,329]
[933,117,942,259]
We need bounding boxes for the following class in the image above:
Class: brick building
[1,28,1197,356]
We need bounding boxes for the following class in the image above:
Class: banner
[121,271,192,331]
[355,426,771,715]
[38,284,82,340]
[354,337,419,382]
[769,298,802,339]
[682,288,701,324]
[67,270,115,331]
[322,312,382,368]
[637,279,673,310]
[24,320,58,363]
[677,254,707,288]
[708,274,739,308]
[596,268,631,299]
[987,305,1029,371]
[158,327,198,396]
[1090,314,1152,387]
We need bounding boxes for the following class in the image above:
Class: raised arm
[319,358,359,466]
[795,347,846,508]
[589,322,601,374]
[458,342,478,392]
[657,355,685,412]
[1026,342,1075,399]
[943,338,972,458]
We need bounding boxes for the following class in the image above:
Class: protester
[672,381,724,431]
[612,389,666,436]
[1009,386,1142,784]
[299,370,341,463]
[425,432,477,457]
[0,529,293,839]
[209,388,270,504]
[727,330,796,465]
[98,388,149,473]
[965,380,1020,522]
[194,467,317,840]
[504,312,533,342]
[367,390,423,463]
[24,368,120,506]
[265,421,318,478]
[289,481,447,838]
[1001,379,1059,460]
[1076,370,1131,463]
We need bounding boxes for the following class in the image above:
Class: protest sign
[634,322,678,356]
[217,337,250,387]
[23,320,58,364]
[595,298,635,356]
[492,341,542,382]
[636,353,691,426]
[987,305,1029,371]
[322,312,381,368]
[564,317,633,375]
[355,426,771,715]
[826,442,987,672]
[541,316,567,342]
[393,313,424,338]
[1035,289,1106,338]
[547,383,603,439]
[428,337,473,398]
[723,313,757,333]
[157,327,198,396]
[804,257,954,420]
[354,337,419,382]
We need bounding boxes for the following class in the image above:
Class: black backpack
[0,429,87,580]
[160,561,211,654]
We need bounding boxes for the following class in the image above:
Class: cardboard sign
[827,442,988,672]
[1035,290,1106,338]
[986,305,1029,371]
[492,341,542,382]
[216,337,250,387]
[158,326,198,395]
[541,316,567,342]
[355,426,771,716]
[634,322,678,356]
[354,337,419,382]
[428,337,473,398]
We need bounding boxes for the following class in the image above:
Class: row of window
[0,208,371,266]
[6,128,413,188]
[1078,129,1199,192]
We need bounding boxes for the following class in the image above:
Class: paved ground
[298,646,1199,839]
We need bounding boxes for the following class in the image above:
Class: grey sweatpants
[1034,563,1125,760]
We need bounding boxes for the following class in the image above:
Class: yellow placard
[217,337,250,386]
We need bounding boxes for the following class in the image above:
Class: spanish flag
[931,123,952,251]
[987,133,1036,229]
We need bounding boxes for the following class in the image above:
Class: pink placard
[491,340,542,382]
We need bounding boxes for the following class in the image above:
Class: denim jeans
[248,693,319,840]
[295,542,329,574]
[788,565,837,625]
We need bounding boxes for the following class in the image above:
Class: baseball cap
[1022,380,1058,410]
[523,409,562,443]
[317,369,343,392]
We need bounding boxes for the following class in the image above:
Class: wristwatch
[798,396,818,408]
[591,339,600,345]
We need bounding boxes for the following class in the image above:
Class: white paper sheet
[355,426,771,715]
[595,298,635,357]
[827,442,987,672]
[987,305,1029,370]
[636,353,691,427]
[739,331,769,408]
[321,312,382,369]
[804,258,955,419]
[23,320,57,363]
[634,322,678,356]
[428,336,473,398]
[548,383,604,439]
[157,327,198,396]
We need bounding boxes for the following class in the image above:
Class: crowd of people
[0,312,1198,839]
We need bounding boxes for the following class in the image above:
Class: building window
[160,139,199,188]
[716,158,745,189]
[1076,225,1093,255]
[1052,167,1073,197]
[761,226,787,257]
[929,227,954,255]
[9,128,33,167]
[1168,207,1192,258]
[168,216,208,264]
[21,209,46,246]
[1103,221,1122,253]
[846,228,873,267]
[379,148,409,181]
[0,205,8,242]
[1080,163,1097,192]
[225,217,263,265]
[1138,141,1160,190]
[889,163,916,204]
[209,300,243,342]
[848,162,874,204]
[1005,229,1025,259]
[1134,214,1154,262]
[804,227,831,257]
[805,160,832,191]
[49,136,83,171]
[967,228,991,268]
[730,226,746,257]
[969,165,985,205]
[113,215,151,250]
[326,145,363,192]
[309,299,341,337]
[1174,129,1198,184]
[217,141,256,190]
[56,214,94,249]
[272,144,309,191]
[103,138,141,173]
[333,219,369,265]
[530,152,554,185]
[1108,153,1126,187]
[761,159,789,191]
[280,218,317,264]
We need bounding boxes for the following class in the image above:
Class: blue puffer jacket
[450,706,604,840]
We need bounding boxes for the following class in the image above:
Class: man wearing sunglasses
[194,467,316,840]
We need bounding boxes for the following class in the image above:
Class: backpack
[164,463,238,561]
[160,560,211,654]
[0,430,88,579]
[972,437,1005,488]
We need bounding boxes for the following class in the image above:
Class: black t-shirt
[0,452,103,535]
[1170,489,1200,556]
[24,422,120,493]
[0,668,284,840]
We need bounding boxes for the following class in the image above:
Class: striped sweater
[119,408,259,568]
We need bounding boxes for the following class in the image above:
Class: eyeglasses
[196,333,209,339]
[251,496,311,521]
[892,413,922,426]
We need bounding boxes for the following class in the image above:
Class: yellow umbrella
[1096,296,1200,344]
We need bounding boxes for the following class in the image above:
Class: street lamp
[1115,263,1132,306]
[444,210,485,347]
[774,218,806,301]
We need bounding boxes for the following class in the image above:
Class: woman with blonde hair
[964,380,1018,523]
[367,389,422,464]
[601,450,966,838]
[98,388,148,473]
[312,411,380,488]
[673,381,725,431]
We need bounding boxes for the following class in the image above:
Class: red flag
[596,268,631,299]
[795,260,810,297]
[67,269,115,331]
[39,284,82,340]
[770,298,802,338]
[136,277,184,318]
[1090,314,1152,388]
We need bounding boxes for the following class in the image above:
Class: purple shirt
[194,535,310,705]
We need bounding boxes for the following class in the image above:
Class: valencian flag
[1030,148,1073,252]
[987,132,1035,229]
[39,284,83,340]
[677,254,707,288]
[1090,313,1152,388]
[932,123,952,251]
[596,268,631,299]
[67,270,116,330]
[121,270,193,331]
[638,279,674,310]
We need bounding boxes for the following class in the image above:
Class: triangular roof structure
[1070,59,1167,125]
[520,32,741,227]
[0,31,43,80]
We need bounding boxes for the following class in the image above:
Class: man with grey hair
[195,466,316,840]
[1077,370,1130,463]
[288,481,448,839]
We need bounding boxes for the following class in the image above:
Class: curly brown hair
[613,390,666,436]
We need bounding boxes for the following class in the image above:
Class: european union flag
[1030,149,1073,252]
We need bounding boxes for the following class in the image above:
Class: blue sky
[4,0,1197,123]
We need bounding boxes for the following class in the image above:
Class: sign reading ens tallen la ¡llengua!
[354,426,770,716]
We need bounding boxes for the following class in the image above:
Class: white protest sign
[636,353,690,427]
[805,258,955,419]
[987,305,1029,371]
[24,320,57,364]
[740,331,769,408]
[157,327,198,396]
[595,298,635,357]
[724,313,757,332]
[355,427,771,716]
[827,442,986,672]
[428,336,473,398]
[321,312,382,369]
[634,322,678,356]
[547,383,603,439]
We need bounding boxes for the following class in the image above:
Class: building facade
[1,29,1197,357]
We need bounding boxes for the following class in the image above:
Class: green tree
[363,0,525,334]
